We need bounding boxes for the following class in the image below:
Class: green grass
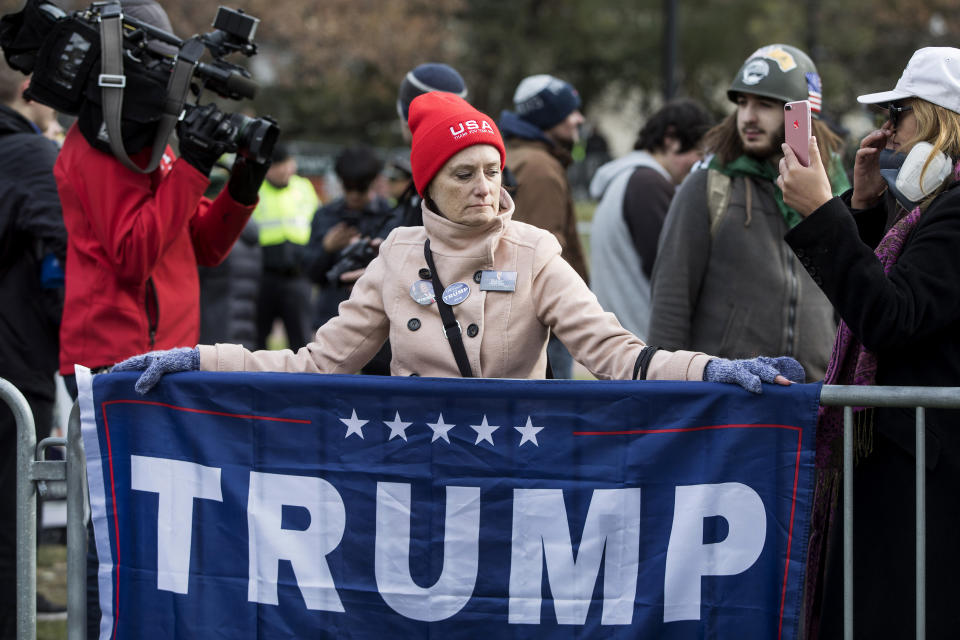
[37,543,67,639]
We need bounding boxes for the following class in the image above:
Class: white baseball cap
[857,47,960,114]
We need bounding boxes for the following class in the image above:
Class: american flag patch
[806,72,822,114]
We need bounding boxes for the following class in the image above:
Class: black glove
[227,154,271,205]
[176,104,234,176]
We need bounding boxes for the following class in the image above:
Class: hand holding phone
[784,100,812,167]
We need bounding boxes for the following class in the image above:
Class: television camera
[0,0,278,172]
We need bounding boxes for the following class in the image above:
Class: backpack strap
[705,168,732,236]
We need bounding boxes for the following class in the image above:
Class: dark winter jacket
[786,187,960,464]
[648,168,836,381]
[0,105,65,399]
[786,185,960,640]
[199,219,262,349]
[304,195,399,326]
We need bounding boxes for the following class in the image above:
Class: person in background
[198,217,262,350]
[589,99,712,339]
[304,145,397,374]
[114,92,804,402]
[778,47,960,640]
[384,151,414,206]
[251,144,319,351]
[394,62,468,227]
[499,74,589,378]
[0,58,66,636]
[648,44,849,382]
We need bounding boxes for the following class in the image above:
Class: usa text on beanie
[408,92,505,196]
[513,74,581,130]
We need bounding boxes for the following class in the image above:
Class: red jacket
[56,125,256,374]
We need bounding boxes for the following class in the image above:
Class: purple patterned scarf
[813,203,923,467]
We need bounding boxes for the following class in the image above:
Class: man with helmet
[648,44,850,381]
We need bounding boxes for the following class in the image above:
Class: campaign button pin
[409,280,435,305]
[479,270,517,292]
[442,282,471,305]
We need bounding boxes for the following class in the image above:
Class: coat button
[473,270,483,283]
[795,248,806,258]
[407,318,421,331]
[419,268,431,280]
[466,323,479,337]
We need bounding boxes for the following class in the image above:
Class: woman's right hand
[851,128,892,209]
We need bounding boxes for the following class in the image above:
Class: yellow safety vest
[252,175,320,247]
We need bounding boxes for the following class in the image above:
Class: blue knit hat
[397,63,468,122]
[513,74,581,130]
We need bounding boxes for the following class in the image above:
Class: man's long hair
[703,109,843,167]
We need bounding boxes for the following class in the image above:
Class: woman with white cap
[778,47,960,639]
[114,92,803,392]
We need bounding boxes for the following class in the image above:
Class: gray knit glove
[111,347,200,395]
[703,356,805,394]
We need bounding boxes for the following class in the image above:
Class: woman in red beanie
[115,92,802,391]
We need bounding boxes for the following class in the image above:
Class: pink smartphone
[784,100,811,166]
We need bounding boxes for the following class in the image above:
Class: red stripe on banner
[779,427,804,640]
[102,399,313,423]
[575,423,803,640]
[99,400,311,638]
[100,409,122,639]
[573,422,801,435]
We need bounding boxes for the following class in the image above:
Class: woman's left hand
[703,356,805,394]
[777,136,834,217]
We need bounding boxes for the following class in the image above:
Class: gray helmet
[727,44,822,114]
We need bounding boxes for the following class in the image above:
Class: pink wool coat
[199,190,712,381]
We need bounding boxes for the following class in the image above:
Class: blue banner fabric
[78,370,820,640]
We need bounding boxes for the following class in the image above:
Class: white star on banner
[514,416,543,447]
[383,412,413,441]
[427,413,456,443]
[340,409,368,440]
[470,415,500,445]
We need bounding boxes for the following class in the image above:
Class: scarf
[710,153,851,228]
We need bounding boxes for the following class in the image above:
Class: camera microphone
[195,62,258,100]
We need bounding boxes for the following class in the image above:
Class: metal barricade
[820,385,960,640]
[2,377,86,640]
[5,378,957,639]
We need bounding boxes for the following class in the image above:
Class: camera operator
[56,0,270,398]
[305,146,398,325]
[304,145,397,375]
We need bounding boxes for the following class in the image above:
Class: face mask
[880,142,952,210]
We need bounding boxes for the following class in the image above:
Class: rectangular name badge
[479,270,517,292]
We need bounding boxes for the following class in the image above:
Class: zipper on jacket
[145,277,159,349]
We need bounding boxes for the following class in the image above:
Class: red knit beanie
[408,92,505,196]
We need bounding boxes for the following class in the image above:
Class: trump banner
[77,367,820,640]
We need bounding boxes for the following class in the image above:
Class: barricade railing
[3,377,87,640]
[819,385,960,640]
[6,378,957,640]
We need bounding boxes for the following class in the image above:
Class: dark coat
[0,105,65,399]
[303,196,398,326]
[785,186,960,638]
[198,219,262,350]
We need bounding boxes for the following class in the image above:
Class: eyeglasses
[884,103,913,128]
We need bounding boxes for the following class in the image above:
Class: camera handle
[97,2,196,173]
